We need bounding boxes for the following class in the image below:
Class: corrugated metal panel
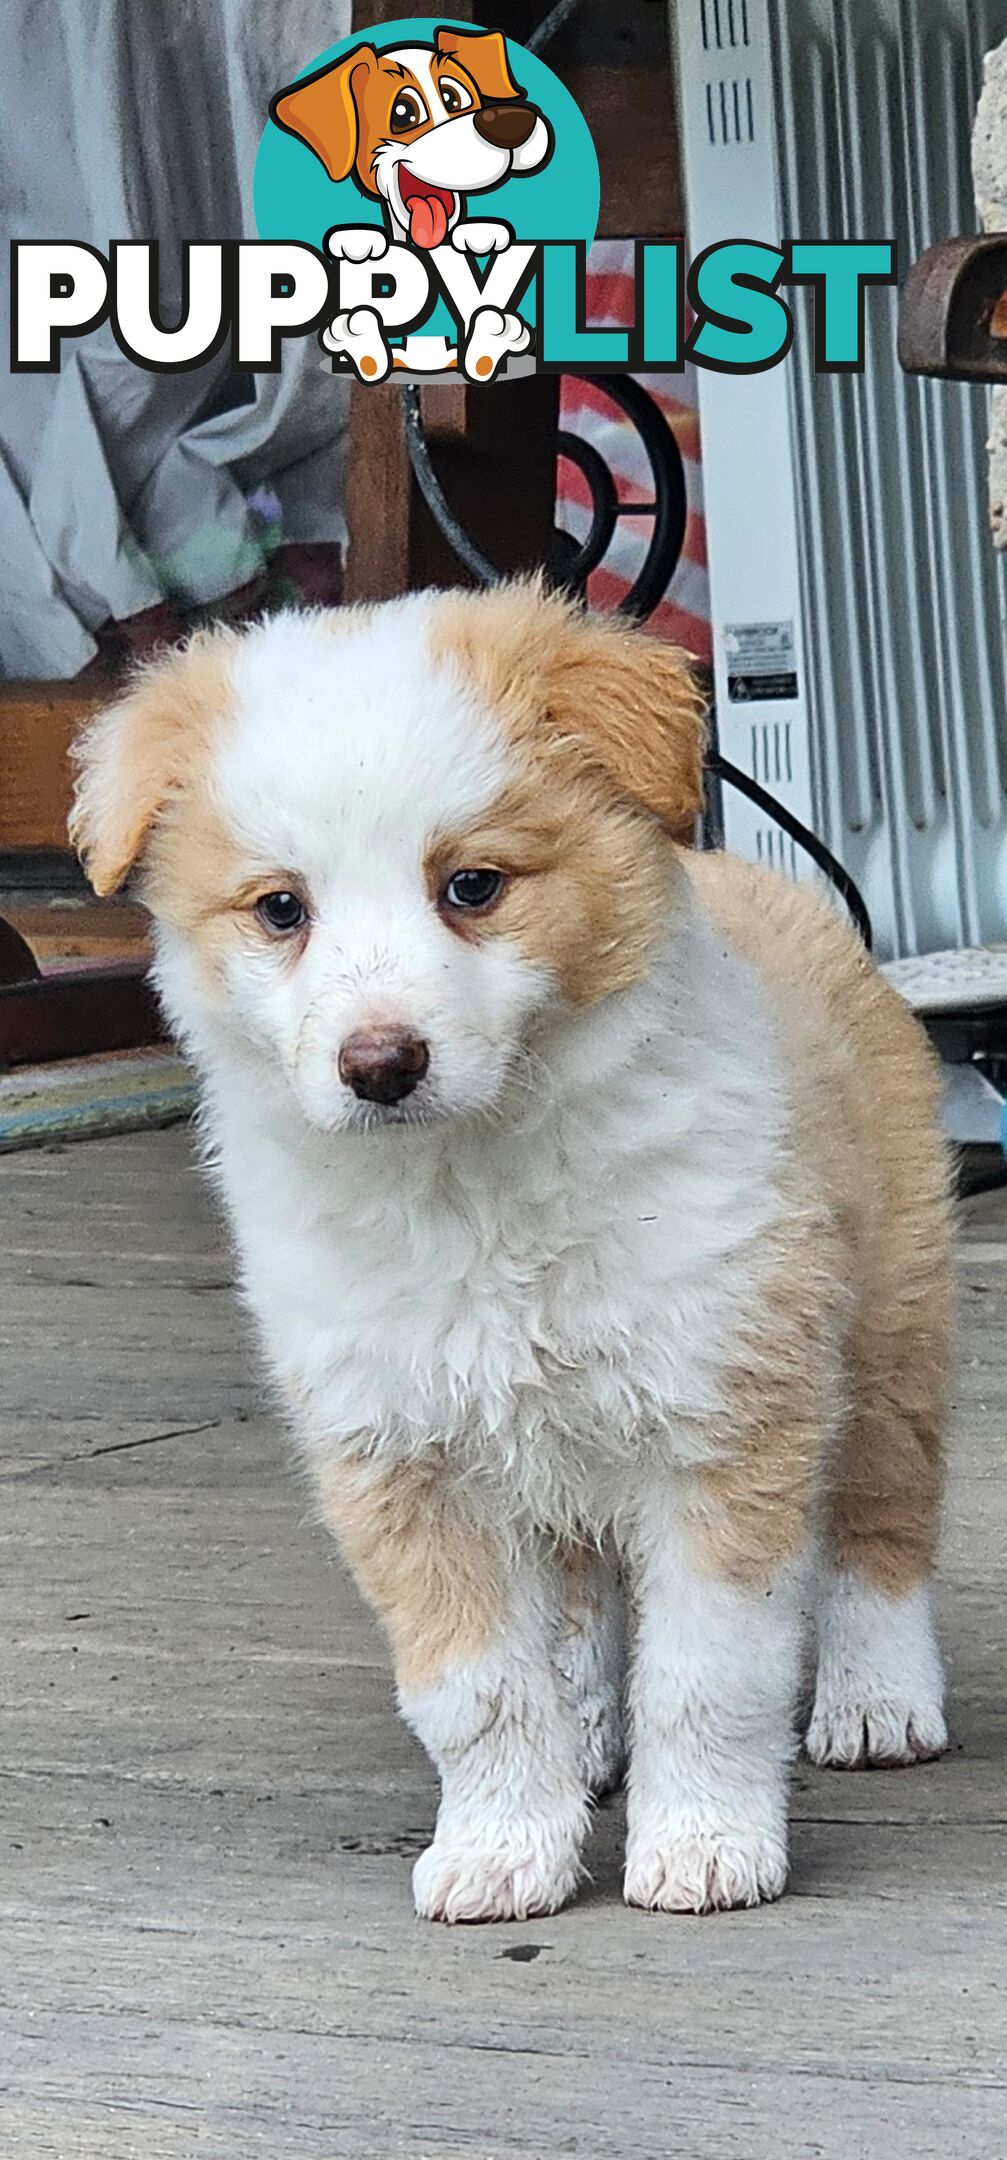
[769,0,1007,958]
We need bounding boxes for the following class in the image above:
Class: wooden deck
[2,1128,1006,2158]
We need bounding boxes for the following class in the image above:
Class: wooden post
[341,0,563,602]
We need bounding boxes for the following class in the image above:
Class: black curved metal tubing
[403,386,501,586]
[401,382,873,947]
[555,428,619,582]
[526,0,582,52]
[405,373,688,615]
[574,372,688,618]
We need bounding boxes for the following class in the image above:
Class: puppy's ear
[69,633,230,896]
[542,608,708,839]
[270,46,377,184]
[434,26,523,102]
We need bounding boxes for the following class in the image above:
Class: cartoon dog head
[271,27,553,248]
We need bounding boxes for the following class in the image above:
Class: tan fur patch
[554,1536,600,1619]
[425,766,677,1007]
[687,1186,842,1586]
[313,1454,502,1690]
[427,583,707,1006]
[70,628,238,898]
[685,851,951,1597]
[430,580,707,839]
[70,627,316,1004]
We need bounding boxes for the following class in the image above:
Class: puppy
[71,584,951,1922]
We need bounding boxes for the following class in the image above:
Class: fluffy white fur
[157,607,789,1539]
[808,1570,948,1769]
[75,596,949,1922]
[403,1553,589,1924]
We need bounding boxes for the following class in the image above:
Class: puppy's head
[70,585,704,1134]
[271,31,551,246]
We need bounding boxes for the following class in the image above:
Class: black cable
[708,753,873,949]
[401,395,873,949]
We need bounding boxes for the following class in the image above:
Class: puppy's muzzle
[473,102,539,150]
[338,1026,430,1105]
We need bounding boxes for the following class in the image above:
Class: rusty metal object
[899,234,1007,380]
[0,915,41,986]
[0,964,165,1068]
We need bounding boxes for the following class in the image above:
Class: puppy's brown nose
[338,1026,429,1105]
[473,101,538,150]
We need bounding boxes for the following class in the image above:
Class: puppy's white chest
[238,1115,770,1532]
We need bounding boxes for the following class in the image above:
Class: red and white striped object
[555,240,710,660]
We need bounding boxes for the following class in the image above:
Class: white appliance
[674,0,1007,975]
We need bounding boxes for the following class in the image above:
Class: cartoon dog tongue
[406,187,451,250]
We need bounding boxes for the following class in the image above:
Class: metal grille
[701,0,752,51]
[769,0,1007,958]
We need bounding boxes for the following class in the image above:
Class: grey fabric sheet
[0,0,350,675]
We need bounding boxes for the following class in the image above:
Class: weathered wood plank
[0,684,103,851]
[2,1129,1006,2158]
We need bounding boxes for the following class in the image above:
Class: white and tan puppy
[71,585,951,1923]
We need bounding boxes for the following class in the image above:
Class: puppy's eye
[256,890,308,935]
[390,89,427,132]
[439,79,472,116]
[442,869,505,912]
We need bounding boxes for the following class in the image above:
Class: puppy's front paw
[810,1577,947,1769]
[624,1826,788,1914]
[806,1692,947,1769]
[413,1813,583,1924]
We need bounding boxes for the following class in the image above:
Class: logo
[255,17,598,385]
[8,18,895,381]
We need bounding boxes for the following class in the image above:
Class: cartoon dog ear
[270,46,378,184]
[434,26,524,102]
[69,632,233,896]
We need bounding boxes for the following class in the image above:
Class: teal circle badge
[254,18,599,379]
[255,19,598,251]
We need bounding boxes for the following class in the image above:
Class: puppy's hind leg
[553,1539,627,1797]
[807,1033,951,1772]
[807,1294,950,1769]
[315,1454,589,1923]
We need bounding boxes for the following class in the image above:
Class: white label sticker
[724,620,798,703]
